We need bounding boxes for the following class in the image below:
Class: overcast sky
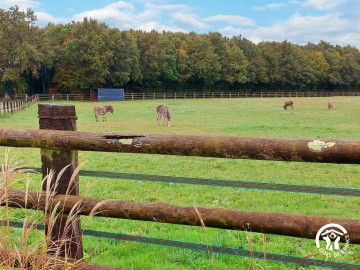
[1,0,360,49]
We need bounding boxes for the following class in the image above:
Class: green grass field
[0,97,359,269]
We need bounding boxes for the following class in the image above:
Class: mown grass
[0,96,359,269]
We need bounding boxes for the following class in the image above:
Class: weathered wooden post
[38,104,83,260]
[10,101,13,114]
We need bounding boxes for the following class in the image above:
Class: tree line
[1,6,360,96]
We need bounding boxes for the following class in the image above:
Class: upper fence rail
[36,91,360,101]
[1,128,360,164]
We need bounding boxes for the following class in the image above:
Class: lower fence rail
[6,221,360,270]
[2,189,360,243]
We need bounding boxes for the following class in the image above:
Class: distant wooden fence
[38,93,89,101]
[124,91,360,100]
[0,104,359,269]
[36,91,360,101]
[0,95,38,116]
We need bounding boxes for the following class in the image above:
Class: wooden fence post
[38,104,83,260]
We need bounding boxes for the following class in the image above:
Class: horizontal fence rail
[22,167,360,197]
[0,128,360,164]
[3,189,360,244]
[35,91,360,101]
[6,221,360,270]
[82,229,360,270]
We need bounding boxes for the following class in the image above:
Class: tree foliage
[0,6,42,95]
[1,6,360,95]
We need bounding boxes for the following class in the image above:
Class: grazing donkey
[283,101,294,110]
[328,101,334,109]
[156,105,171,127]
[94,105,114,122]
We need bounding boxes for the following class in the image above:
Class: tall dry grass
[0,150,87,269]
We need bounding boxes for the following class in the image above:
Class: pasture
[0,96,359,269]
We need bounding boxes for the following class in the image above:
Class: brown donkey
[283,101,294,110]
[156,105,171,127]
[94,105,114,121]
[328,101,334,109]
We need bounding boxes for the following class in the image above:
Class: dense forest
[1,6,360,96]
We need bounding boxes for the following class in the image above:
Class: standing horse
[283,101,294,110]
[156,105,171,127]
[94,105,114,122]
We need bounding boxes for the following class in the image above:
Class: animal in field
[94,105,114,122]
[283,100,294,110]
[328,101,334,109]
[156,105,171,127]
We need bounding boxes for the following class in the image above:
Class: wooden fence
[37,93,90,101]
[0,95,38,116]
[36,91,360,101]
[124,91,360,100]
[0,104,359,269]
